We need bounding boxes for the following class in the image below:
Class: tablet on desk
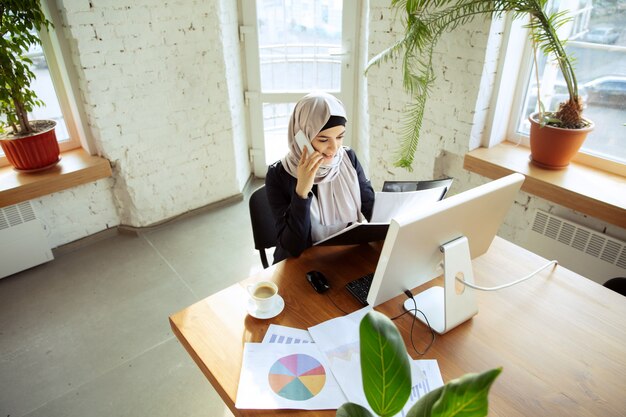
[313,222,389,246]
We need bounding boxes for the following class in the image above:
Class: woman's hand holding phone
[295,143,324,199]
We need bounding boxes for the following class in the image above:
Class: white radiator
[0,202,53,279]
[526,209,626,285]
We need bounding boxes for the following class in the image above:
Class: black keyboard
[346,272,374,305]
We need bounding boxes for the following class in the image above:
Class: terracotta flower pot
[528,113,594,169]
[0,120,60,172]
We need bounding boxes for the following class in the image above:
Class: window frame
[241,0,360,177]
[0,0,92,168]
[486,11,626,177]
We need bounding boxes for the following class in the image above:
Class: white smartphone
[295,130,315,154]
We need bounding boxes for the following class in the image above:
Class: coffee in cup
[253,284,276,299]
[247,281,279,313]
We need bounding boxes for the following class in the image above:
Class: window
[0,4,83,168]
[506,0,626,172]
[242,0,358,177]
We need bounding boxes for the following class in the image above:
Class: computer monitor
[366,173,525,333]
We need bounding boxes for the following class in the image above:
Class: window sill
[463,141,626,229]
[0,149,112,207]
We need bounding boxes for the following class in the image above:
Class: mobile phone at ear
[295,130,315,154]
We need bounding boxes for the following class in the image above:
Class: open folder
[314,185,449,246]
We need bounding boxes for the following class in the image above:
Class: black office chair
[248,185,277,269]
[382,177,454,197]
[603,277,626,296]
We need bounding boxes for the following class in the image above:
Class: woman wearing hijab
[265,91,375,264]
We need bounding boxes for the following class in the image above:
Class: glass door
[242,0,358,177]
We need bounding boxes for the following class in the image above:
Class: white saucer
[247,295,285,319]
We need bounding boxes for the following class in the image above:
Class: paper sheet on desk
[371,187,447,223]
[308,307,444,416]
[235,342,347,409]
[262,324,314,344]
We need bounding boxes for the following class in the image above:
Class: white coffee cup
[247,281,279,313]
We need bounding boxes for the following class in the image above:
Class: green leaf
[360,311,412,417]
[336,402,376,417]
[406,385,445,417]
[407,367,502,417]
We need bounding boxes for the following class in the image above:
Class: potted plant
[368,0,593,170]
[337,311,501,417]
[0,0,60,172]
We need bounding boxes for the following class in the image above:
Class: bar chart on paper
[268,354,327,401]
[398,360,444,417]
[263,324,314,344]
[266,333,312,344]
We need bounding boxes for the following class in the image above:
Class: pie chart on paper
[268,353,327,401]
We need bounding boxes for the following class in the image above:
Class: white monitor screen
[366,173,525,307]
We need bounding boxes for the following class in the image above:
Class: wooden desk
[169,238,626,417]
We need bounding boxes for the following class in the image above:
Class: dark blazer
[265,148,375,264]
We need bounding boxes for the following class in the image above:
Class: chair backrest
[248,185,277,268]
[604,277,626,296]
[382,177,454,197]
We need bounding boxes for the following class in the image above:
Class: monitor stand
[403,236,478,334]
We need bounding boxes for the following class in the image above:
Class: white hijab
[281,92,362,228]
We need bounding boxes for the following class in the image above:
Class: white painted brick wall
[31,179,119,249]
[366,0,626,266]
[36,0,250,246]
[17,0,249,248]
[366,0,492,185]
[354,0,371,173]
[219,0,251,190]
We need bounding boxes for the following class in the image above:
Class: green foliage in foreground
[336,311,501,417]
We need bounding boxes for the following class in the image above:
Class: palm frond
[366,39,407,74]
[394,93,429,169]
[367,0,582,169]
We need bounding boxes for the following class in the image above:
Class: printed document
[262,324,314,344]
[237,313,443,412]
[371,187,447,223]
[308,307,444,416]
[235,342,347,409]
[314,186,447,246]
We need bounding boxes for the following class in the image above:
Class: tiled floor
[0,179,267,417]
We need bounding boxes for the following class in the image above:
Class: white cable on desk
[457,260,558,291]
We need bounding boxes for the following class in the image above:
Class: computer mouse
[306,270,330,293]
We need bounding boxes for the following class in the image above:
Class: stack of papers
[235,308,444,413]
